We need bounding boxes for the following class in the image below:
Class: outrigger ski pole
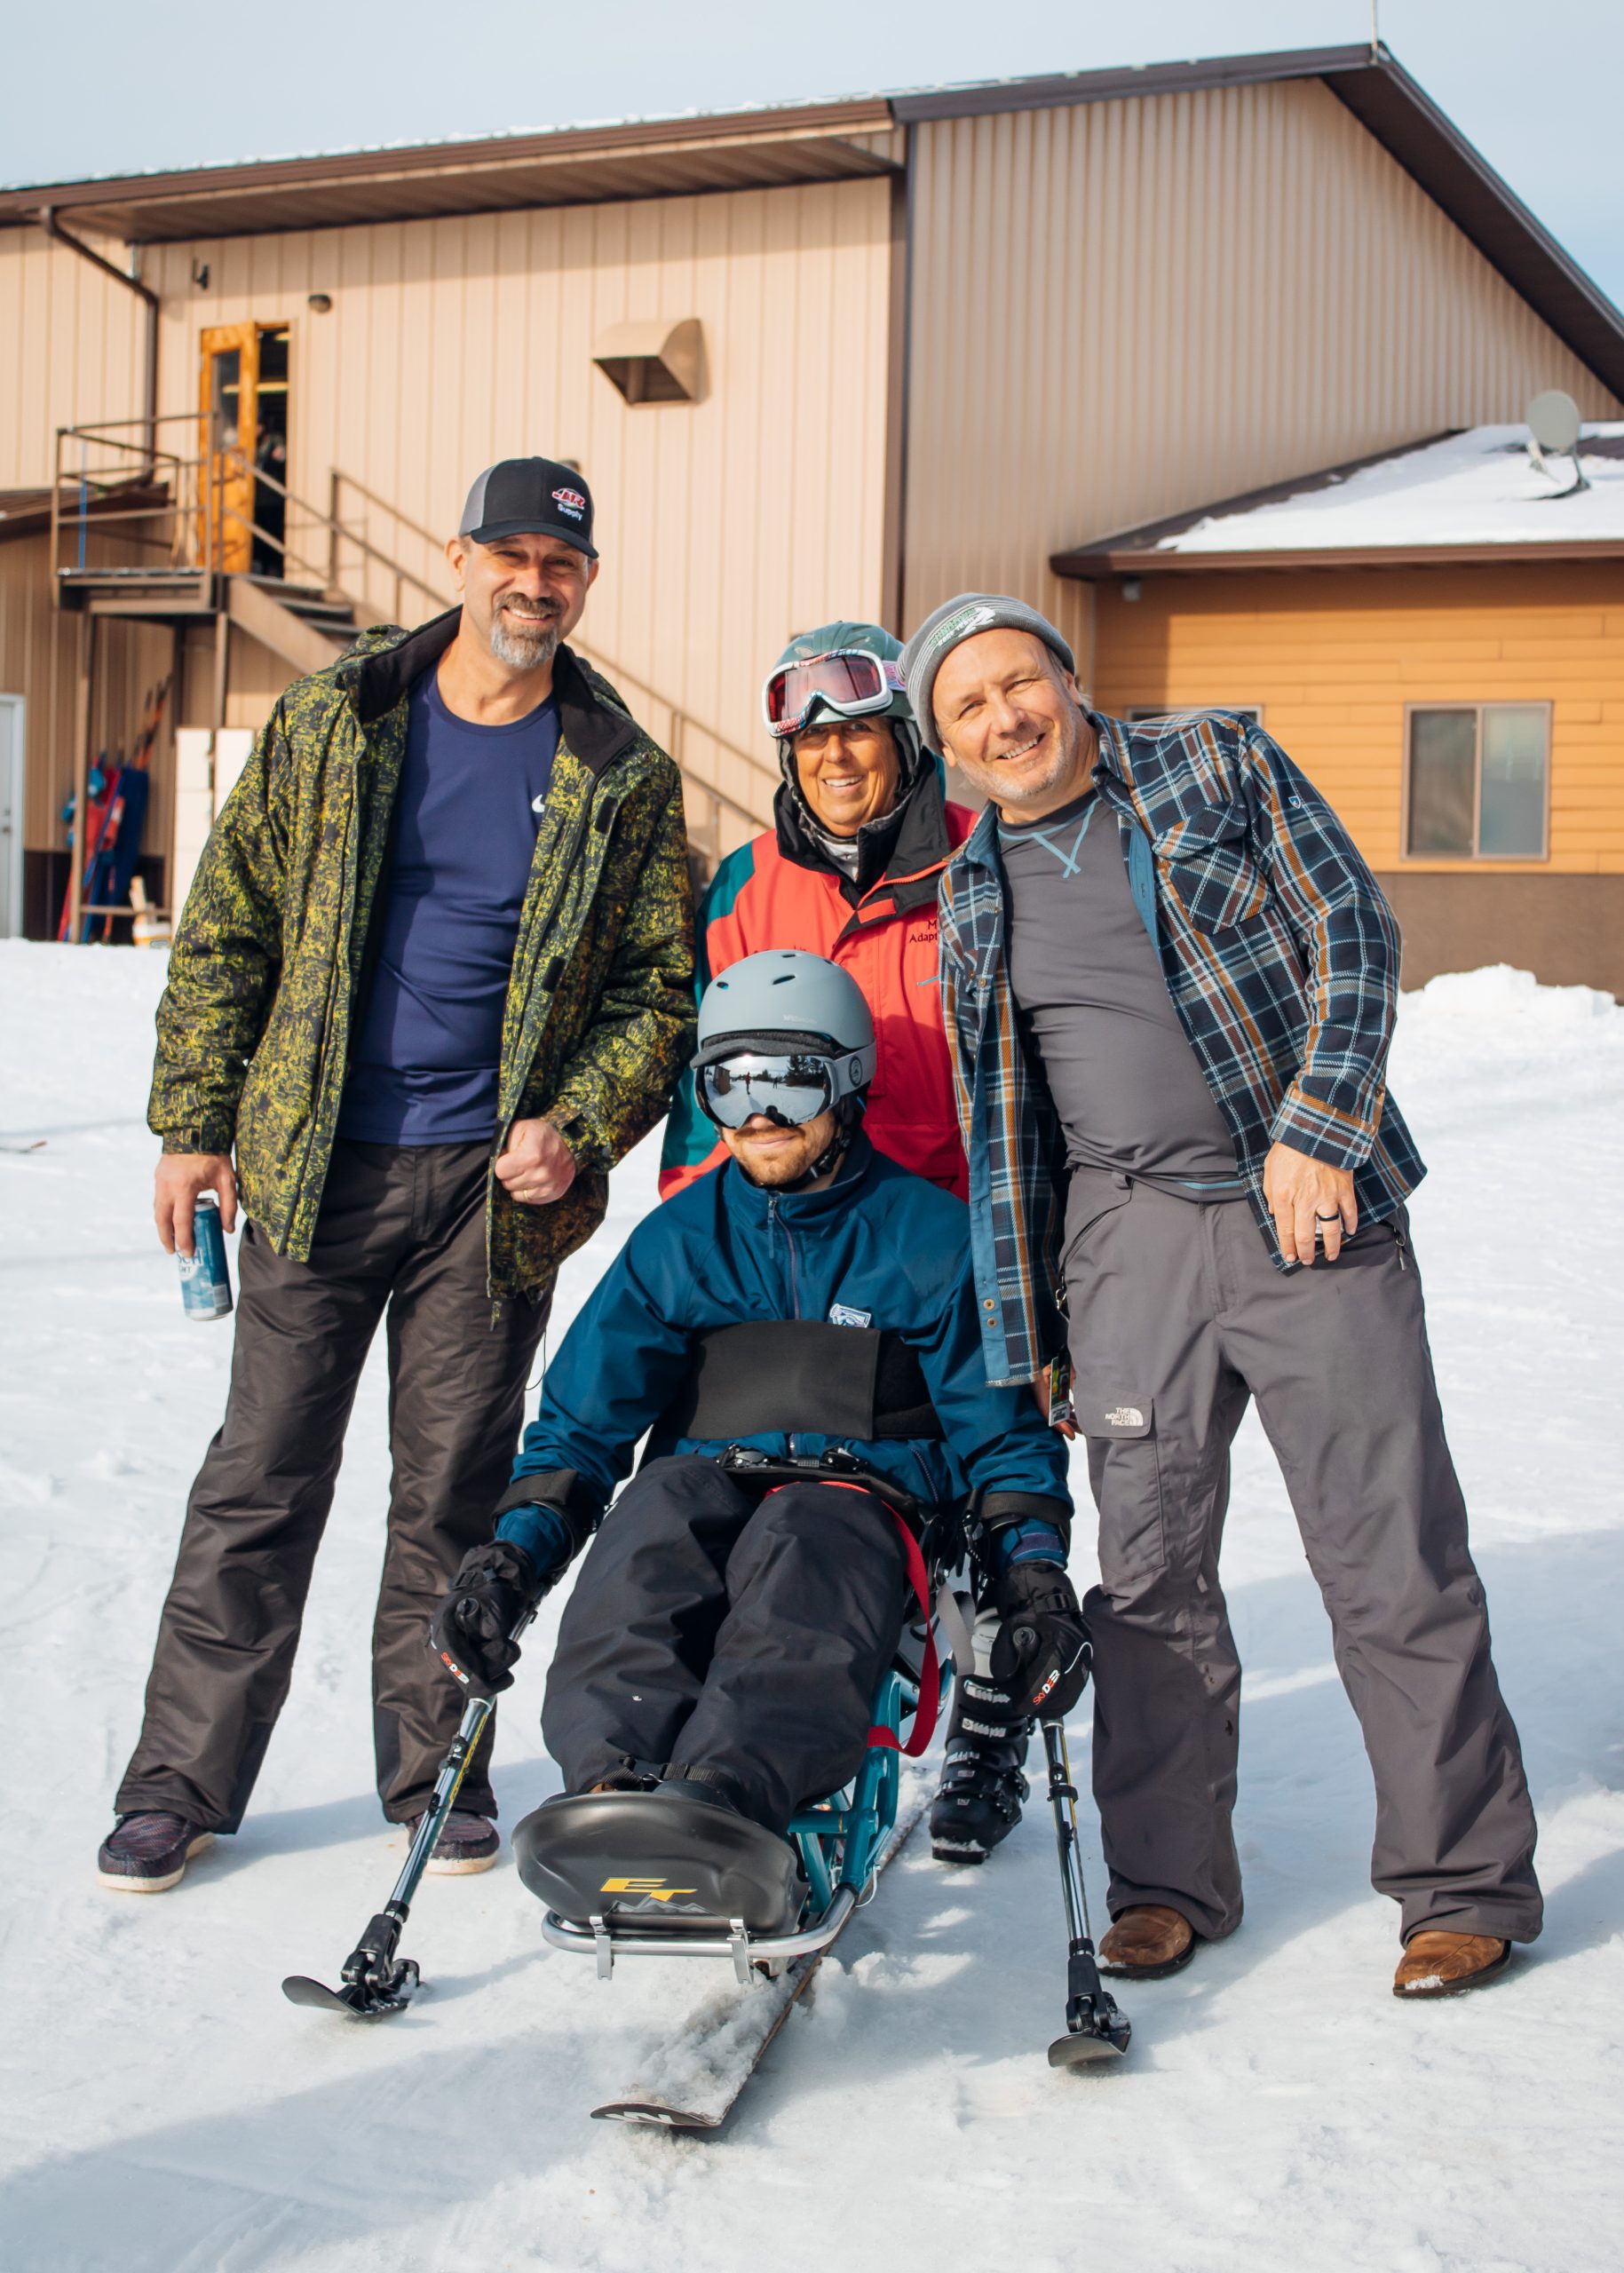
[282,1607,537,2020]
[1040,1719,1131,2065]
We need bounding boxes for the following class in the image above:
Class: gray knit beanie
[900,593,1075,753]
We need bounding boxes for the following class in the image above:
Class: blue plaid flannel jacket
[939,710,1426,1386]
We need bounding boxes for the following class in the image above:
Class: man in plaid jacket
[902,592,1540,2001]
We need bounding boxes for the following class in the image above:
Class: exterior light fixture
[307,292,334,313]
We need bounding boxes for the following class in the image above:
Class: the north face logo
[1105,1405,1145,1429]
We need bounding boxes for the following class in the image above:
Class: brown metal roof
[0,106,899,242]
[1051,438,1459,574]
[887,41,1358,120]
[1050,436,1624,578]
[1056,538,1624,576]
[1,46,1620,396]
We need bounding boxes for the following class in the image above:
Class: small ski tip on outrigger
[1039,1719,1131,2067]
[281,1895,424,2019]
[280,1699,487,2017]
[282,1611,531,2020]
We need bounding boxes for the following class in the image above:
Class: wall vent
[593,318,704,405]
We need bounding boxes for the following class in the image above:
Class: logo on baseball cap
[458,458,598,558]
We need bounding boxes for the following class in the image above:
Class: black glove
[989,1562,1092,1721]
[429,1539,544,1698]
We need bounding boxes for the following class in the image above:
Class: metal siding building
[901,75,1613,667]
[1,44,1621,976]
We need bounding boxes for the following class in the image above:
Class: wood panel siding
[1090,561,1624,876]
[902,77,1623,679]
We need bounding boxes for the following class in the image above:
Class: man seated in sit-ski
[431,950,1088,1849]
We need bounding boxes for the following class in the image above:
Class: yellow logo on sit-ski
[600,1876,697,1900]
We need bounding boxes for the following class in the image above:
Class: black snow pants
[117,1140,551,1833]
[543,1455,911,1835]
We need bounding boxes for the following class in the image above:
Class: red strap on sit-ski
[867,1511,939,1758]
[762,1479,939,1759]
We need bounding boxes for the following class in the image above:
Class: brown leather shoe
[1098,1904,1198,1979]
[1393,1931,1511,1999]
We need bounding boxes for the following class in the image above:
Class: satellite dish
[1525,389,1590,497]
[1527,390,1582,455]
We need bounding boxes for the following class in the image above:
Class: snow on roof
[1151,425,1624,554]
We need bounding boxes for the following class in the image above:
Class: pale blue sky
[6,0,1621,310]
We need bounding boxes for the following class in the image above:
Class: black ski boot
[930,1677,1033,1864]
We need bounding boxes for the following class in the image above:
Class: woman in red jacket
[660,622,973,1200]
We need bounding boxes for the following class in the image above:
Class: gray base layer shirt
[997,790,1243,1193]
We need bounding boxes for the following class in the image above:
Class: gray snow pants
[116,1140,551,1833]
[1061,1166,1541,1947]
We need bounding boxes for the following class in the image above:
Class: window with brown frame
[1404,704,1550,861]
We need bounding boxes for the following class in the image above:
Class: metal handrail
[329,467,778,775]
[326,465,780,849]
[329,467,443,568]
[51,418,780,862]
[53,413,384,606]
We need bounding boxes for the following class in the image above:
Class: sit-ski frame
[538,1662,914,1984]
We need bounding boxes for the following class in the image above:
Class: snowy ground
[2,941,1622,2273]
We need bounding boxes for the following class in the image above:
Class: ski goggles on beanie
[761,650,907,740]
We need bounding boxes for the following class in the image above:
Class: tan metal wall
[0,228,177,875]
[0,228,149,488]
[131,175,897,842]
[12,76,1624,863]
[901,76,1624,685]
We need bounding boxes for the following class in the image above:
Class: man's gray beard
[487,607,561,669]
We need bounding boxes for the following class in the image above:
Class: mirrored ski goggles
[761,650,907,740]
[698,1050,836,1130]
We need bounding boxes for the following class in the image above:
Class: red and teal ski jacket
[660,766,974,1200]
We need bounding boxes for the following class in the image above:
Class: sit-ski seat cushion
[512,1791,805,1934]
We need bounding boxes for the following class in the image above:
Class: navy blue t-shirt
[338,668,560,1145]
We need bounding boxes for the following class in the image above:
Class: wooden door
[198,323,259,573]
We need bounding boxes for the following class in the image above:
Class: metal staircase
[50,415,779,933]
[224,574,360,677]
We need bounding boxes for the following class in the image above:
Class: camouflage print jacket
[149,610,695,1300]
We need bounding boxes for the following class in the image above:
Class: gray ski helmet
[693,950,876,1102]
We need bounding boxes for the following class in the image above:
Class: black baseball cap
[457,457,598,558]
